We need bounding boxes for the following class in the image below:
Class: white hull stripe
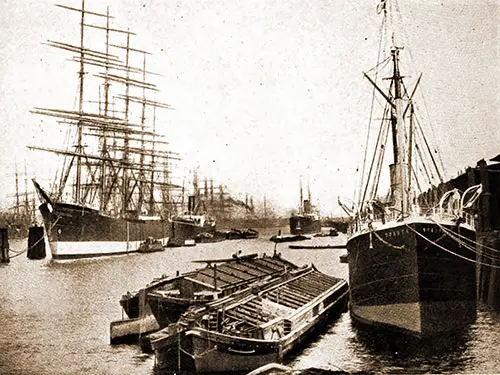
[48,237,169,259]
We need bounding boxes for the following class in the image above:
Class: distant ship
[344,0,479,337]
[168,175,216,247]
[30,1,179,259]
[289,182,321,235]
[0,164,37,239]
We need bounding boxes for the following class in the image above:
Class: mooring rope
[178,334,219,360]
[368,222,405,250]
[8,218,59,259]
[428,219,500,263]
[9,229,46,258]
[404,223,500,269]
[430,218,500,254]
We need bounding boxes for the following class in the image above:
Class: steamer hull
[347,220,476,337]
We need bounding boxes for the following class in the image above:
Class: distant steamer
[289,182,321,235]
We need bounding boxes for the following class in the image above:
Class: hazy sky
[0,0,498,215]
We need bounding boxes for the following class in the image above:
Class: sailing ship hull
[346,219,476,337]
[38,202,169,259]
[289,215,321,235]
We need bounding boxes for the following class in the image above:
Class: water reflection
[351,322,472,373]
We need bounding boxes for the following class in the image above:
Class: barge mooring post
[27,226,46,259]
[1,228,9,263]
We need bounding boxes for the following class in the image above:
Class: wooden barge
[147,253,298,328]
[149,263,349,373]
[111,253,298,344]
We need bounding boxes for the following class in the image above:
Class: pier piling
[1,228,9,263]
[477,232,500,309]
[476,159,500,309]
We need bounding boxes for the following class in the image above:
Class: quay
[418,155,500,309]
[289,244,346,250]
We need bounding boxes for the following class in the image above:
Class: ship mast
[299,179,303,215]
[389,47,409,216]
[75,0,86,204]
[138,52,148,214]
[149,103,157,216]
[31,2,180,218]
[14,163,20,217]
[98,6,111,212]
[122,31,131,215]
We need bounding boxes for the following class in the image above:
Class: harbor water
[1,229,499,374]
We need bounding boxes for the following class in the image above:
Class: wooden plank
[223,262,267,277]
[265,291,303,309]
[232,260,279,275]
[288,280,322,296]
[216,265,261,281]
[252,258,286,272]
[195,268,240,285]
[236,304,271,322]
[282,286,314,302]
[212,267,247,281]
[278,289,310,305]
[225,310,261,326]
[285,283,317,298]
[234,306,269,323]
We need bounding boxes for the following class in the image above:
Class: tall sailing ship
[30,1,180,259]
[345,1,480,337]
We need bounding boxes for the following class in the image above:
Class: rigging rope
[370,109,391,201]
[358,12,389,210]
[414,114,444,183]
[362,105,389,208]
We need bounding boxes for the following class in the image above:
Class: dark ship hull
[289,214,321,235]
[38,201,169,259]
[346,219,476,337]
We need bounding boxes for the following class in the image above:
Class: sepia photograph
[0,0,499,374]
